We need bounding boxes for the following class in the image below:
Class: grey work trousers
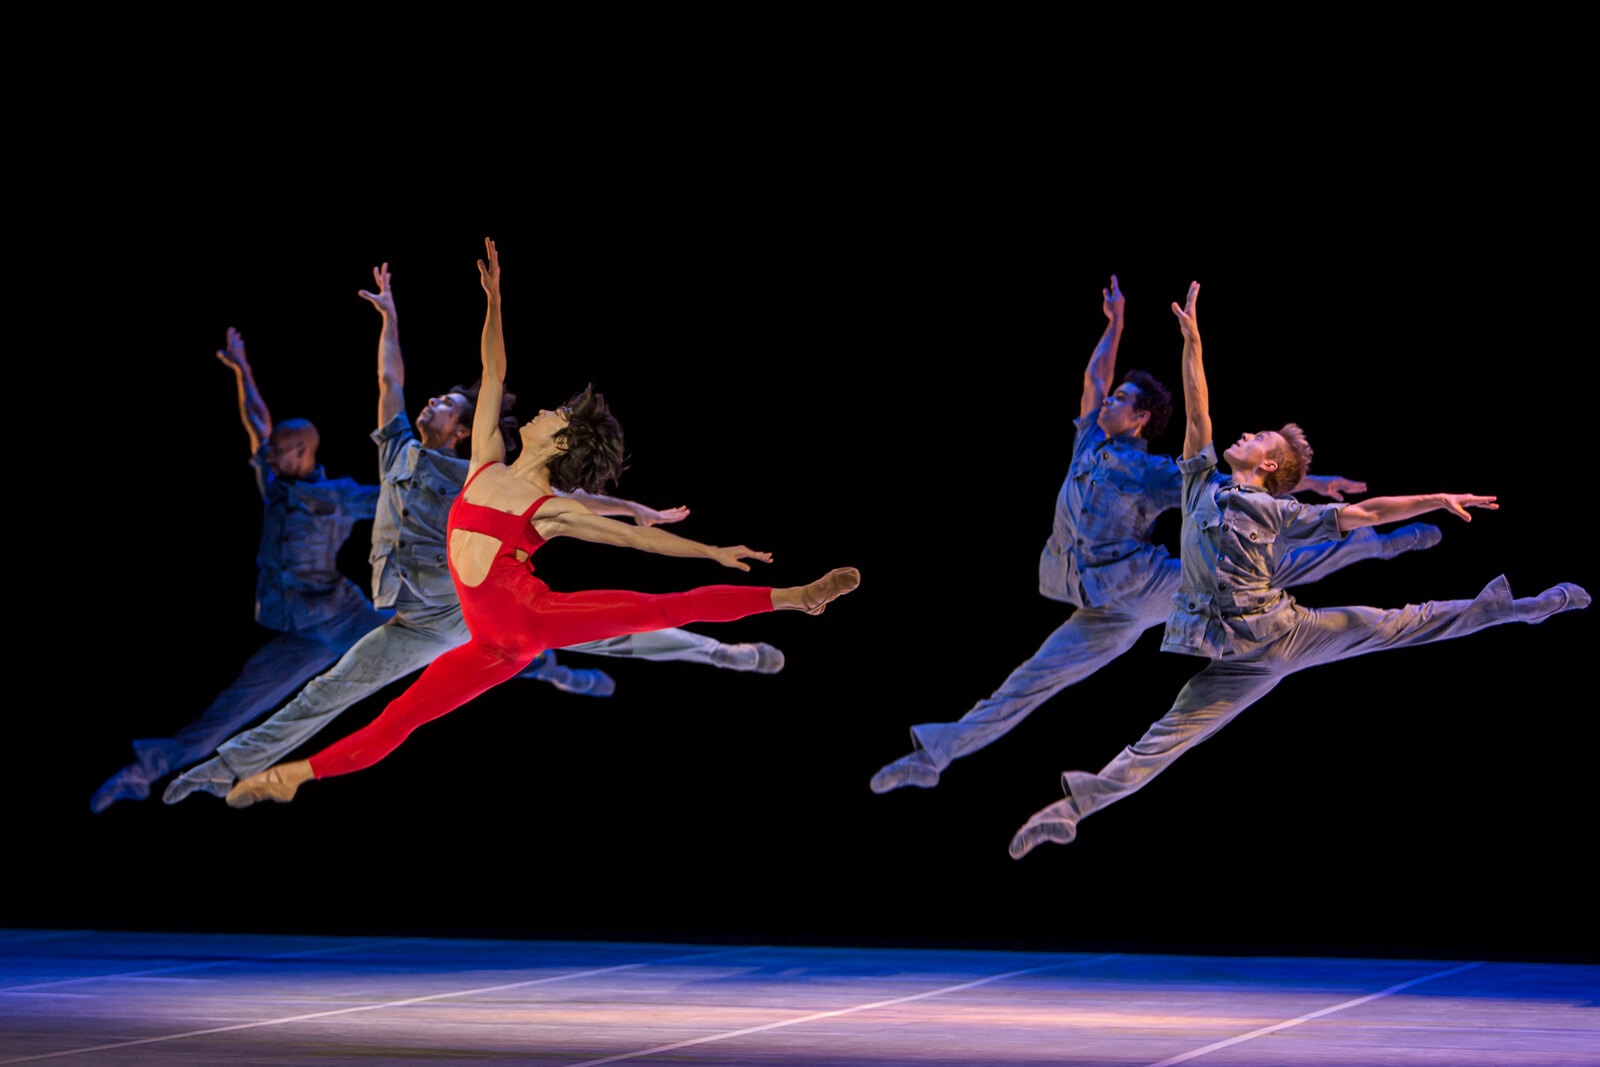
[126,601,393,787]
[911,526,1405,770]
[1058,574,1518,831]
[213,605,735,779]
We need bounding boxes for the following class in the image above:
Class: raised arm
[215,327,272,453]
[1337,492,1497,533]
[472,237,509,468]
[1171,281,1209,460]
[1079,275,1125,417]
[556,488,691,526]
[357,263,406,428]
[533,499,770,571]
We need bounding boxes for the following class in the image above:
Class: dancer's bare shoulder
[459,463,541,514]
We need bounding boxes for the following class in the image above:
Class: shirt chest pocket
[414,463,461,501]
[1220,511,1276,555]
[1087,454,1147,522]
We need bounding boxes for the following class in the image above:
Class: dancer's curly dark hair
[1121,370,1173,440]
[547,384,626,493]
[450,381,519,457]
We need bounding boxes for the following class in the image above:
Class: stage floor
[0,930,1594,1065]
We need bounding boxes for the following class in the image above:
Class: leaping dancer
[89,330,393,811]
[1008,280,1587,857]
[227,238,859,806]
[163,259,786,805]
[871,277,1434,794]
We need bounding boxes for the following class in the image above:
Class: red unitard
[307,464,773,778]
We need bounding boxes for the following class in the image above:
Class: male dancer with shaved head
[871,278,1436,795]
[91,330,394,811]
[165,263,781,803]
[1008,281,1588,856]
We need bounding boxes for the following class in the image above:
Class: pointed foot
[711,642,786,673]
[226,765,303,809]
[162,760,235,805]
[798,567,861,615]
[90,768,150,813]
[1385,522,1443,555]
[1008,799,1079,859]
[870,751,940,793]
[1517,583,1590,623]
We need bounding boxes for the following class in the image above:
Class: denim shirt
[369,412,471,610]
[252,448,379,633]
[1161,441,1346,658]
[1039,412,1182,609]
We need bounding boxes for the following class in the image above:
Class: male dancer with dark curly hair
[872,277,1439,793]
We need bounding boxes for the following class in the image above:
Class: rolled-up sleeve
[1275,496,1346,548]
[371,413,413,478]
[1177,442,1218,511]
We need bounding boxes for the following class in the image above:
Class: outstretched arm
[1295,474,1368,501]
[533,499,770,571]
[472,237,509,468]
[1337,492,1497,532]
[1079,275,1125,418]
[556,489,691,526]
[216,327,272,453]
[1172,281,1209,460]
[358,263,406,429]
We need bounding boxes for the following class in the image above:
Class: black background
[16,8,1594,962]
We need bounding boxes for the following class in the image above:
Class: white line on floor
[1142,959,1486,1067]
[568,952,1123,1067]
[0,945,761,1064]
[0,937,417,993]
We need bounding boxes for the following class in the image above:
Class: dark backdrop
[17,8,1594,962]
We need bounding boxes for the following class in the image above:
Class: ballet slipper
[710,642,786,673]
[793,567,861,615]
[1008,798,1081,859]
[869,750,940,793]
[225,765,303,809]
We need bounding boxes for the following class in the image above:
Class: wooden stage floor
[1,930,1594,1064]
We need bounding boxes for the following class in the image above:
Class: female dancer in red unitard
[227,239,859,806]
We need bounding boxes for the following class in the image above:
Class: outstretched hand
[478,237,501,301]
[1171,280,1200,342]
[1441,494,1498,521]
[215,327,248,369]
[357,263,397,317]
[1319,477,1367,502]
[712,545,773,571]
[637,505,691,527]
[1102,274,1125,321]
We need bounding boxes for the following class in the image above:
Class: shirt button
[398,540,406,547]
[1250,532,1259,541]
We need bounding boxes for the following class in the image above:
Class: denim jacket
[1039,412,1182,609]
[252,448,379,632]
[369,412,471,610]
[1161,442,1346,658]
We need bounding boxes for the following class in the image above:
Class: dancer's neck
[507,452,554,496]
